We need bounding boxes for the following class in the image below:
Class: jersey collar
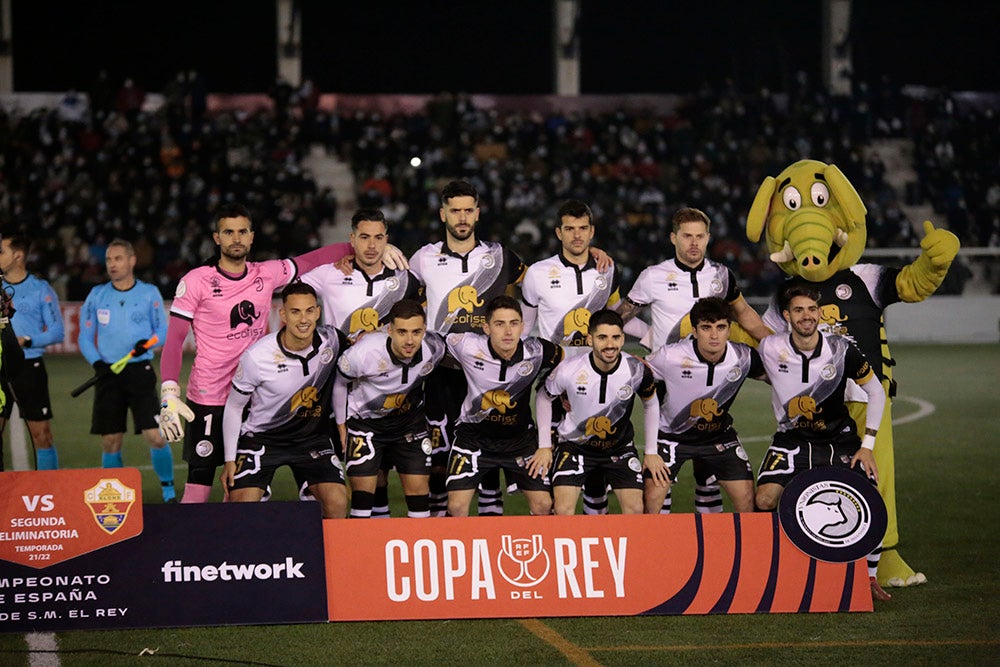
[441,239,482,259]
[672,257,706,274]
[788,332,824,359]
[588,351,622,376]
[352,260,394,281]
[691,338,728,365]
[215,264,249,281]
[487,338,525,364]
[277,328,322,362]
[558,252,597,271]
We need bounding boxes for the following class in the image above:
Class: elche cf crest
[84,478,137,535]
[778,467,887,562]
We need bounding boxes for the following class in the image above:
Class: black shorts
[446,429,551,493]
[90,362,159,435]
[231,438,345,491]
[183,402,225,468]
[550,443,644,490]
[653,434,753,483]
[345,418,432,478]
[1,358,52,421]
[424,365,467,465]
[756,431,866,488]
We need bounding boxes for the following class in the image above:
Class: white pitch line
[25,631,59,666]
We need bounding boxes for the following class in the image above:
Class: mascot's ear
[746,176,776,242]
[825,164,867,230]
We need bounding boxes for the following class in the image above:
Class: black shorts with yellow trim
[344,417,431,478]
[651,432,753,483]
[550,442,644,490]
[756,430,866,488]
[446,427,550,493]
[231,437,345,491]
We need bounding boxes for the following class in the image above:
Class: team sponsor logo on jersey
[835,284,853,300]
[563,308,591,339]
[482,389,517,414]
[585,416,617,439]
[291,386,320,415]
[517,361,534,376]
[616,385,633,400]
[726,367,742,382]
[690,398,723,421]
[787,395,822,420]
[84,478,136,535]
[820,364,837,380]
[230,300,261,329]
[778,466,887,562]
[383,393,409,411]
[447,285,484,315]
[174,280,187,298]
[349,307,380,334]
[820,305,849,335]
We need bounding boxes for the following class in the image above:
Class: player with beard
[755,284,891,601]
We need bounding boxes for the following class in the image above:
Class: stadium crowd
[0,72,993,304]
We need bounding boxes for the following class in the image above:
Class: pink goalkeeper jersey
[170,260,296,404]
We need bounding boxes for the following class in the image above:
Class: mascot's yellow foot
[878,550,927,587]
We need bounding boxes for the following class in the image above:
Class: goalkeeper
[158,203,408,503]
[78,240,173,501]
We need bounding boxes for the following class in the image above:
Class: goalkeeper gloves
[159,380,195,442]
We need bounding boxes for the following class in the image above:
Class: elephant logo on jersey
[383,393,409,411]
[690,398,724,422]
[585,415,617,439]
[819,304,849,335]
[230,300,261,328]
[801,497,849,537]
[349,307,380,334]
[482,389,517,414]
[447,285,484,315]
[788,395,822,420]
[563,308,591,340]
[290,386,320,415]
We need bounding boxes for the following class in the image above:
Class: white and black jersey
[543,351,657,453]
[302,262,421,339]
[230,325,348,446]
[758,332,876,442]
[409,240,526,334]
[645,339,764,445]
[626,257,741,351]
[521,254,621,347]
[447,332,564,440]
[337,331,447,431]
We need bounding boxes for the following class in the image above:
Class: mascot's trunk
[784,215,835,282]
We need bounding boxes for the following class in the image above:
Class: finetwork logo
[161,558,305,583]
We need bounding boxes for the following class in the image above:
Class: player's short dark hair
[588,308,624,331]
[485,295,522,321]
[778,283,822,312]
[672,207,711,233]
[387,299,425,324]
[351,208,387,231]
[214,203,253,230]
[690,297,733,326]
[2,233,31,258]
[440,180,479,206]
[557,200,593,225]
[281,281,318,303]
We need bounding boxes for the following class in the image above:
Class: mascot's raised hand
[747,159,959,588]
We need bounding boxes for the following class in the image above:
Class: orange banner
[324,513,871,620]
[0,469,143,568]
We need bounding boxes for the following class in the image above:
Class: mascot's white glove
[159,380,195,443]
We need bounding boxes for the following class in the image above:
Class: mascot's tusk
[770,241,795,263]
[835,229,849,247]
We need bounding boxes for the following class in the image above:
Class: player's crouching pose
[220,282,349,518]
[536,309,668,515]
[642,297,765,513]
[334,299,447,519]
[445,296,564,517]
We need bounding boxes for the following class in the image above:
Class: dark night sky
[10,1,1000,95]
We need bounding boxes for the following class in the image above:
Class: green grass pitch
[1,343,998,665]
